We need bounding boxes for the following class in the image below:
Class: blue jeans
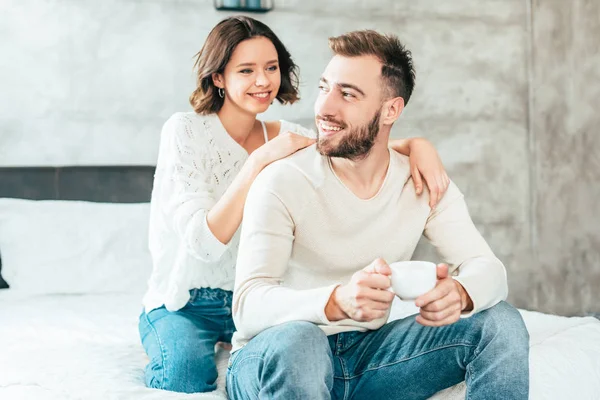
[226,301,529,400]
[138,288,235,393]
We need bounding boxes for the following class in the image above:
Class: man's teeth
[321,124,342,131]
[250,92,269,98]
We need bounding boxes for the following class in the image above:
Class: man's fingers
[352,308,388,322]
[416,313,460,327]
[436,263,449,280]
[357,271,392,290]
[419,304,459,322]
[414,280,452,308]
[420,294,453,313]
[419,294,461,318]
[360,287,395,304]
[363,258,391,276]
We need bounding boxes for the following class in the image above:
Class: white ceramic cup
[389,261,437,300]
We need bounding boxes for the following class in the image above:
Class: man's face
[314,54,385,159]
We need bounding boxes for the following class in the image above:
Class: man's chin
[316,140,335,156]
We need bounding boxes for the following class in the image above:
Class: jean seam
[343,342,476,380]
[466,359,473,400]
[144,312,168,390]
[145,313,167,390]
[336,356,350,400]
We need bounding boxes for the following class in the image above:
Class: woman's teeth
[250,92,269,98]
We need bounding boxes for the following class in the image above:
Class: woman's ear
[212,73,224,89]
[381,97,405,125]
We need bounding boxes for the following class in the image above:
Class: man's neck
[329,138,391,200]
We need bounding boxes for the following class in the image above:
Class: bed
[1,167,599,400]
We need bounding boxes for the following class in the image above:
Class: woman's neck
[216,100,257,146]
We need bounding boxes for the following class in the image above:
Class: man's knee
[476,301,529,349]
[271,321,330,352]
[228,322,333,399]
[233,321,332,376]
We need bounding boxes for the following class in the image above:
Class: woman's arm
[389,138,450,208]
[207,132,315,245]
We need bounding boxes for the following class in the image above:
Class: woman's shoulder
[163,111,212,130]
[161,112,218,142]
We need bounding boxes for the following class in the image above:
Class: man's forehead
[322,54,382,87]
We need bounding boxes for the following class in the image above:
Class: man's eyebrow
[319,77,365,96]
[236,59,279,67]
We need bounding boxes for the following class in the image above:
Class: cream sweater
[232,146,508,351]
[142,112,314,312]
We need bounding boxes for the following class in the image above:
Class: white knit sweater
[142,112,315,312]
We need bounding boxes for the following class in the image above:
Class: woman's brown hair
[190,16,300,115]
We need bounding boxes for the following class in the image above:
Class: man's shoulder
[254,145,325,194]
[388,150,463,209]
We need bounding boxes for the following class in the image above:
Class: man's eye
[343,92,355,98]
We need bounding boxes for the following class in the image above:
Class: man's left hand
[414,264,473,327]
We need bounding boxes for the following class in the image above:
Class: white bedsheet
[1,291,599,400]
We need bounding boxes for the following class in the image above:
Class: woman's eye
[267,65,279,72]
[240,69,253,74]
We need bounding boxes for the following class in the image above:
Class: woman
[138,16,450,394]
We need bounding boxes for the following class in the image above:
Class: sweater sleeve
[232,165,338,341]
[163,113,230,263]
[423,181,508,317]
[280,120,317,139]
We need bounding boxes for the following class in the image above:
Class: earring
[218,88,225,98]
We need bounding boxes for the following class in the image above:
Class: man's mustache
[316,116,347,129]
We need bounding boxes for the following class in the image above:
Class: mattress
[1,291,599,400]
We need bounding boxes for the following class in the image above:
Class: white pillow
[0,199,152,295]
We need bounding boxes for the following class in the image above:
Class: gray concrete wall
[0,0,598,315]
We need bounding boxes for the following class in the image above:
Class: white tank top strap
[260,120,269,143]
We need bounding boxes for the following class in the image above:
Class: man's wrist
[454,280,474,312]
[325,286,348,321]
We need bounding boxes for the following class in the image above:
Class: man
[226,30,529,400]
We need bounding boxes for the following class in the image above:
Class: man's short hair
[328,30,416,105]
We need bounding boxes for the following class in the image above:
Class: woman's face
[216,36,281,115]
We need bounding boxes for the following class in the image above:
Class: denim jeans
[226,301,529,400]
[138,287,235,393]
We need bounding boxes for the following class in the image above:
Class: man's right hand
[325,258,395,322]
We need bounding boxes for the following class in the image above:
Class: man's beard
[316,111,381,160]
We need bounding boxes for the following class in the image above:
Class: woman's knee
[144,351,218,393]
[139,310,220,393]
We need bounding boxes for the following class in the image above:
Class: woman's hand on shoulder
[251,131,315,169]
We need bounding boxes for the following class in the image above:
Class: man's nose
[316,90,338,118]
